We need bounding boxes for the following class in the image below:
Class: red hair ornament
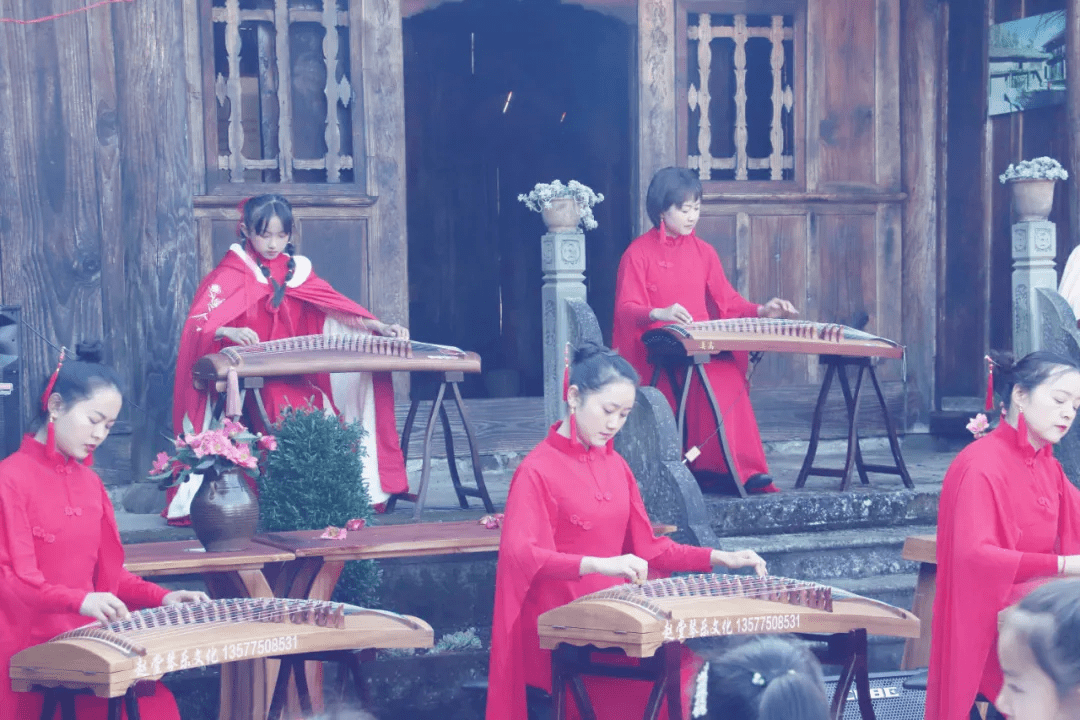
[41,347,67,457]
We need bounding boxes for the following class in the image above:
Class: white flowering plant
[517,179,605,230]
[999,156,1069,184]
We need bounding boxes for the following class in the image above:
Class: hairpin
[41,346,66,413]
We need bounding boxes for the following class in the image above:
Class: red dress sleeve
[97,486,169,610]
[614,244,655,329]
[703,241,760,320]
[620,459,713,573]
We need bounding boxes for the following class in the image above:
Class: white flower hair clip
[751,671,766,686]
[692,662,710,717]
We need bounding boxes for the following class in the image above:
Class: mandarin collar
[994,413,1054,461]
[19,434,86,470]
[649,226,694,248]
[544,422,614,458]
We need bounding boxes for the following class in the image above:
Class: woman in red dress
[0,343,209,720]
[612,167,798,494]
[168,194,409,520]
[927,351,1080,720]
[486,342,768,720]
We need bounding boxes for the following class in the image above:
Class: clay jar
[189,467,260,552]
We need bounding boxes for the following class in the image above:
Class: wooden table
[900,534,936,670]
[124,540,296,720]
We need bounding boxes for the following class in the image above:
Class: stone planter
[1009,178,1057,222]
[540,197,581,232]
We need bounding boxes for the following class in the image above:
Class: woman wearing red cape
[166,194,409,522]
[926,351,1080,720]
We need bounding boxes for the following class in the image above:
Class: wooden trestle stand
[539,574,920,720]
[642,319,912,494]
[192,335,494,518]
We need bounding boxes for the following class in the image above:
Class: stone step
[705,489,939,537]
[717,524,935,581]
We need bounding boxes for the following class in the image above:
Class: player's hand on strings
[217,326,261,346]
[711,549,768,577]
[378,322,410,341]
[80,592,130,624]
[758,298,799,319]
[650,303,693,325]
[162,590,211,606]
[582,554,650,585]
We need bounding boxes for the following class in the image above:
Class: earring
[45,413,57,456]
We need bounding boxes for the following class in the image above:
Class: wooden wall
[938,0,1076,402]
[0,0,199,481]
[640,0,917,425]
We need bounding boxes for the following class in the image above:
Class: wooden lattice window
[200,0,360,186]
[683,9,799,182]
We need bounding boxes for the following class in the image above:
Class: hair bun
[989,349,1017,375]
[573,341,607,365]
[75,341,104,365]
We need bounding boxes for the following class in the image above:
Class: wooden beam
[112,0,200,478]
[900,0,945,424]
[1067,0,1080,253]
[637,0,677,233]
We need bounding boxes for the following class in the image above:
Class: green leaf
[182,414,195,436]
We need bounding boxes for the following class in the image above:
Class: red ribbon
[985,355,995,412]
[41,347,67,413]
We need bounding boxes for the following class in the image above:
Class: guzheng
[9,598,433,698]
[538,574,919,658]
[192,333,481,391]
[642,318,903,360]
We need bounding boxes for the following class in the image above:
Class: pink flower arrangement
[149,415,277,487]
[966,413,991,439]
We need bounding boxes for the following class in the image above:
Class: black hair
[1007,578,1080,698]
[37,341,122,421]
[705,637,829,720]
[241,193,294,238]
[990,350,1080,410]
[645,167,703,228]
[569,342,639,397]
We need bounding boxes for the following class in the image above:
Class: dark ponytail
[990,350,1080,411]
[569,342,639,397]
[37,341,122,422]
[705,637,829,720]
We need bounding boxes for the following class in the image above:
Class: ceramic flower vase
[541,197,582,232]
[1010,179,1057,222]
[189,467,259,552]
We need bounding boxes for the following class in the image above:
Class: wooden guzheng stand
[539,573,920,720]
[642,318,912,495]
[192,332,494,517]
[10,598,433,720]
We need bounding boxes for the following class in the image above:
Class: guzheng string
[578,574,834,620]
[51,598,420,655]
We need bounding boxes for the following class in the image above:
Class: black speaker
[823,670,927,720]
[0,306,22,460]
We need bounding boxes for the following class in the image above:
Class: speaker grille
[823,671,926,720]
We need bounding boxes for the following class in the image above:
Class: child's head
[240,194,295,261]
[566,342,639,447]
[38,342,123,461]
[700,637,829,720]
[997,578,1080,720]
[646,167,703,235]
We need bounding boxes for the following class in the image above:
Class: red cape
[925,416,1080,720]
[171,246,408,509]
[486,425,713,720]
[0,437,177,719]
[611,227,767,478]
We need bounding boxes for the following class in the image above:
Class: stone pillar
[1012,221,1058,357]
[542,230,588,426]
